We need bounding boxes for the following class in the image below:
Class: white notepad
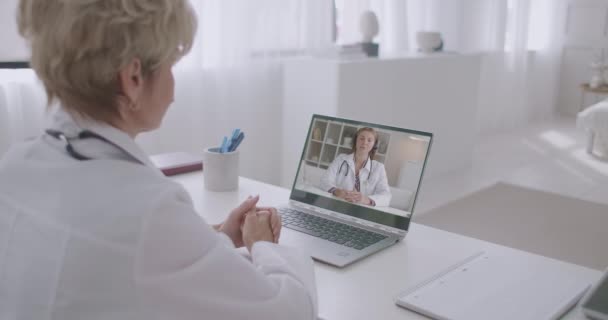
[395,251,590,320]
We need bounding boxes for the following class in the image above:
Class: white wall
[0,0,29,61]
[383,132,429,187]
[137,66,285,186]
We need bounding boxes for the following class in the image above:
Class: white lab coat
[0,108,317,320]
[320,153,392,207]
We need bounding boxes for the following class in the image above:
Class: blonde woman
[0,1,316,319]
[320,127,391,206]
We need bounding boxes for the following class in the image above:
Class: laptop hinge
[290,200,406,238]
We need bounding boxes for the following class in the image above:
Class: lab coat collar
[48,107,158,170]
[348,153,372,174]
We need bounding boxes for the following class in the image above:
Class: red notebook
[150,152,203,176]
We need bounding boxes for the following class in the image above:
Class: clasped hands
[333,189,372,205]
[214,195,282,252]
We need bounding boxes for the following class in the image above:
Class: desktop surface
[172,172,602,320]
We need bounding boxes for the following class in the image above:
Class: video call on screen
[294,118,431,217]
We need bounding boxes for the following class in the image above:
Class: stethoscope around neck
[337,158,373,180]
[45,129,145,165]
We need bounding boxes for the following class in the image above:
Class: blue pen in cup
[230,128,240,142]
[219,136,229,153]
[228,132,245,152]
[217,129,245,153]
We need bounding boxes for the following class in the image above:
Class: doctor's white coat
[320,153,392,207]
[0,109,317,320]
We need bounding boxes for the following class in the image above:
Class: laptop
[278,114,433,267]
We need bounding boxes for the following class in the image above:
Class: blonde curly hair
[18,0,197,122]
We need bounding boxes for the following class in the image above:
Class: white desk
[172,173,601,320]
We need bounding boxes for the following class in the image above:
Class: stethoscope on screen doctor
[45,129,145,165]
[337,159,373,181]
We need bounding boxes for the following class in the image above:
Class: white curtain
[474,0,560,134]
[337,0,561,134]
[0,1,29,62]
[137,0,333,185]
[0,70,48,156]
[525,0,563,124]
[475,0,532,134]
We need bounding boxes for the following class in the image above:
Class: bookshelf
[305,118,391,170]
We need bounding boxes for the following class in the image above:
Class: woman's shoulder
[96,161,189,197]
[68,163,195,220]
[371,159,385,168]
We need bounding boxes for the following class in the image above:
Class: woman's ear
[117,58,144,113]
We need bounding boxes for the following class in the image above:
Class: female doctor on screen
[0,1,316,319]
[320,127,392,207]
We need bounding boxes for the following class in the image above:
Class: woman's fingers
[269,208,281,243]
[232,195,260,219]
[254,208,282,243]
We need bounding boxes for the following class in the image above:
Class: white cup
[202,147,239,191]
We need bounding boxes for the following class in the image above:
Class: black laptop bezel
[290,114,433,231]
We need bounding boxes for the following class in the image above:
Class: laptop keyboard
[279,208,387,250]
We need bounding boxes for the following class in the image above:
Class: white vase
[359,11,379,43]
[590,75,604,89]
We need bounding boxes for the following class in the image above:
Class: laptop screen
[290,114,433,231]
